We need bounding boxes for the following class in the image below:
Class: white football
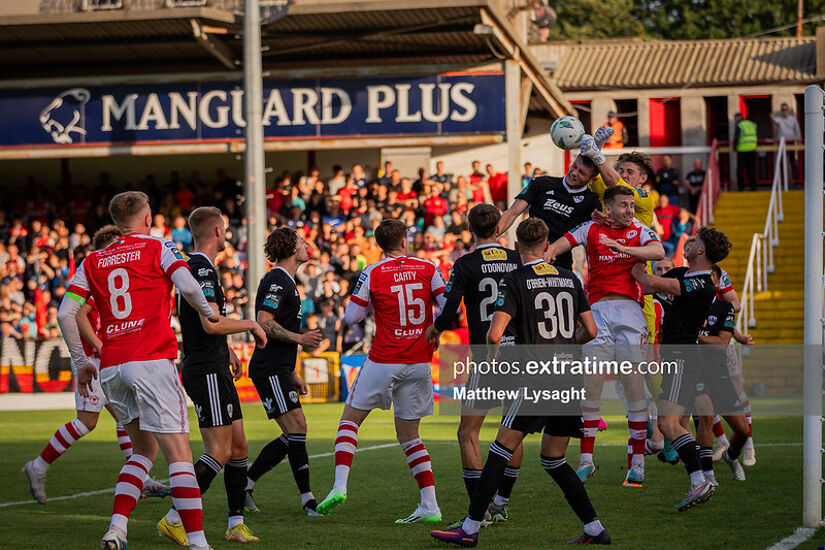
[550,116,586,150]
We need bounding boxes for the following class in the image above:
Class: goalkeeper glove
[579,135,606,165]
[594,125,614,149]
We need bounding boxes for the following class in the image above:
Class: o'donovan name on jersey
[97,250,141,268]
[106,319,145,336]
[481,262,519,274]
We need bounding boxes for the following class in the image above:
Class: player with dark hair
[431,218,609,547]
[690,264,751,488]
[547,185,664,487]
[425,203,522,524]
[157,207,267,544]
[245,227,324,516]
[317,218,447,523]
[632,226,734,511]
[496,155,601,271]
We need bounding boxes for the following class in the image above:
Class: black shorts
[461,369,503,411]
[182,371,242,428]
[698,360,743,416]
[499,394,583,438]
[252,373,302,419]
[501,413,583,438]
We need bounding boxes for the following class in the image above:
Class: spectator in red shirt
[397,177,418,208]
[485,163,508,206]
[423,185,448,226]
[468,160,485,185]
[175,184,195,213]
[337,176,358,213]
[653,194,681,243]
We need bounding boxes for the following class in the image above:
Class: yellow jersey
[589,174,656,229]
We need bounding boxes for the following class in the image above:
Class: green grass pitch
[0,403,817,549]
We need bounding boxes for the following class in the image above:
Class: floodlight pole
[803,84,824,528]
[243,0,267,311]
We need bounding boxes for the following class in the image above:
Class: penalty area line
[1,442,399,509]
[766,527,818,550]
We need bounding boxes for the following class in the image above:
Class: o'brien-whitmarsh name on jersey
[453,386,585,405]
[452,357,680,378]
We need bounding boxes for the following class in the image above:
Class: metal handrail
[735,137,788,335]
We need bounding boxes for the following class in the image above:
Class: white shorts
[74,357,108,414]
[583,299,648,364]
[346,358,434,420]
[100,358,189,434]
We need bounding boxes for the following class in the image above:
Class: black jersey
[657,267,716,344]
[178,253,230,376]
[434,243,521,344]
[515,176,600,270]
[249,267,302,377]
[495,259,590,345]
[700,297,735,338]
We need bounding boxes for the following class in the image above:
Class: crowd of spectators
[0,155,696,352]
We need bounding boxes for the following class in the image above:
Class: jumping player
[246,227,324,516]
[546,185,664,487]
[58,191,220,550]
[317,218,447,523]
[425,204,522,523]
[23,225,170,503]
[157,206,268,545]
[430,218,608,547]
[496,155,601,271]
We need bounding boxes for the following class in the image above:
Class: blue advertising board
[0,73,505,148]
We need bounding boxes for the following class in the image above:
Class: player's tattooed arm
[257,310,322,349]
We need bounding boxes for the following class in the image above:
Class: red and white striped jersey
[564,219,659,306]
[350,256,446,364]
[66,233,189,368]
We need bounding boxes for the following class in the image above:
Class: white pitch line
[766,526,818,550]
[2,440,803,508]
[1,442,399,509]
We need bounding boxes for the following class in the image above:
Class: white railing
[736,137,789,335]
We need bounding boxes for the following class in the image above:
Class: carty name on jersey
[393,271,418,282]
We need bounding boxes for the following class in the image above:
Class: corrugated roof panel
[547,37,817,90]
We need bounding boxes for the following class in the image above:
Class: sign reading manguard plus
[0,73,504,147]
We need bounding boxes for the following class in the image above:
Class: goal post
[803,84,824,528]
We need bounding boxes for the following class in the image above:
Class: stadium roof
[0,0,572,116]
[532,37,818,91]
